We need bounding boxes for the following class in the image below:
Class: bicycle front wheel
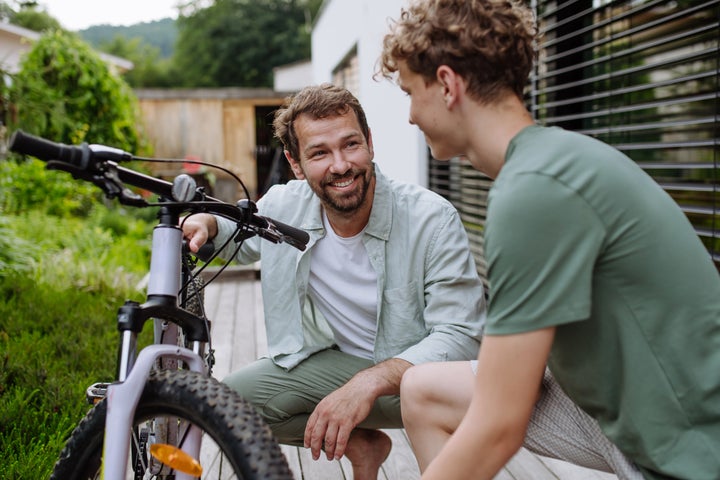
[51,369,293,480]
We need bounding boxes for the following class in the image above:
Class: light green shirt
[485,125,720,479]
[215,166,485,370]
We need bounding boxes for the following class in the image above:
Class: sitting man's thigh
[223,348,402,430]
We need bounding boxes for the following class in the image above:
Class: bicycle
[8,130,308,480]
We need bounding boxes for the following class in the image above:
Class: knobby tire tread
[50,369,292,480]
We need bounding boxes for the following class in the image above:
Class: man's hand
[304,358,411,461]
[181,213,218,253]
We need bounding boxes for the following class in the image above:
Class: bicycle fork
[102,345,207,480]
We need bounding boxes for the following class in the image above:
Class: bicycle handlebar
[8,130,309,251]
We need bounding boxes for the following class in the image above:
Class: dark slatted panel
[428,0,720,280]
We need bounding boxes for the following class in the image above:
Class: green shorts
[223,348,403,446]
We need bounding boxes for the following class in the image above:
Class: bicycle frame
[103,205,209,480]
[8,129,308,479]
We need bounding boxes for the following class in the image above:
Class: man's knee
[223,365,315,445]
[222,359,273,406]
[222,359,316,425]
[400,366,430,430]
[400,364,432,409]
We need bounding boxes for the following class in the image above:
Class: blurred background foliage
[0,0,327,475]
[0,1,258,476]
[3,0,323,89]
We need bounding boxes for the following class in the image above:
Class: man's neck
[463,94,534,179]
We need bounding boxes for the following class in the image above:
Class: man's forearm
[422,413,523,480]
[352,357,413,397]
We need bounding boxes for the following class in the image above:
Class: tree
[173,0,322,88]
[5,30,148,154]
[11,6,63,32]
[82,18,178,59]
[98,35,175,88]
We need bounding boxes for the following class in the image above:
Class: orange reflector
[149,443,203,476]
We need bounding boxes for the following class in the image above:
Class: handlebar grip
[265,217,309,250]
[195,240,216,262]
[9,130,90,168]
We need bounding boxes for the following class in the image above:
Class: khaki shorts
[471,361,643,479]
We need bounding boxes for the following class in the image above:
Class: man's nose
[329,151,351,173]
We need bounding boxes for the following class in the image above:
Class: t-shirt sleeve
[484,172,606,335]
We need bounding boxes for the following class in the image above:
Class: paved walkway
[202,270,618,480]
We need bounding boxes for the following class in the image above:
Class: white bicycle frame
[101,220,208,480]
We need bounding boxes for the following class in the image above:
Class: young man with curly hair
[378,1,720,479]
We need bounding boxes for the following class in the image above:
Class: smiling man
[182,84,486,480]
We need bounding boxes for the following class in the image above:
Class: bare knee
[400,362,474,432]
[400,364,437,422]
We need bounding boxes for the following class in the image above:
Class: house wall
[0,27,35,73]
[273,60,314,92]
[311,0,427,187]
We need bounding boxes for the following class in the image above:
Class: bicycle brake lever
[103,163,147,206]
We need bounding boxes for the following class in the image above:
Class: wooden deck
[202,269,618,480]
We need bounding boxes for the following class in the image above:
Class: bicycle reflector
[149,443,203,476]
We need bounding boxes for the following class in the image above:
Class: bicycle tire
[183,274,205,317]
[51,369,293,480]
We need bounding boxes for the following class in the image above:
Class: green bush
[7,29,148,154]
[0,157,99,217]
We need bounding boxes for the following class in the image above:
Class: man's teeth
[332,178,354,187]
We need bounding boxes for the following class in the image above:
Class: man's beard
[313,167,373,213]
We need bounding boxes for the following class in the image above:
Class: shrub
[7,29,149,154]
[0,204,153,478]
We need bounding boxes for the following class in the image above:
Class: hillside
[80,18,177,58]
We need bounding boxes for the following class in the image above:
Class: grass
[0,196,153,478]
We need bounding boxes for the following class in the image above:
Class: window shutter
[427,0,720,278]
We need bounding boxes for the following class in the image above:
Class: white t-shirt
[307,211,377,359]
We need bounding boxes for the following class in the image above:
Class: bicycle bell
[172,173,197,202]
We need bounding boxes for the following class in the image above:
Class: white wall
[311,0,427,187]
[0,23,39,74]
[273,60,314,92]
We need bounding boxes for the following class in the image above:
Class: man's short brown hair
[378,0,537,103]
[273,84,370,161]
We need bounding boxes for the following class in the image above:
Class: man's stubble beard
[314,167,375,214]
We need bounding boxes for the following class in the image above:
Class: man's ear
[436,65,464,108]
[285,151,305,180]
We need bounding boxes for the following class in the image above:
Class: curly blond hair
[378,0,537,102]
[273,83,370,162]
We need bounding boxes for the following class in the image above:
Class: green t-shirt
[484,125,720,479]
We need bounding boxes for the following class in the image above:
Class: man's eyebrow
[303,132,362,155]
[302,142,324,155]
